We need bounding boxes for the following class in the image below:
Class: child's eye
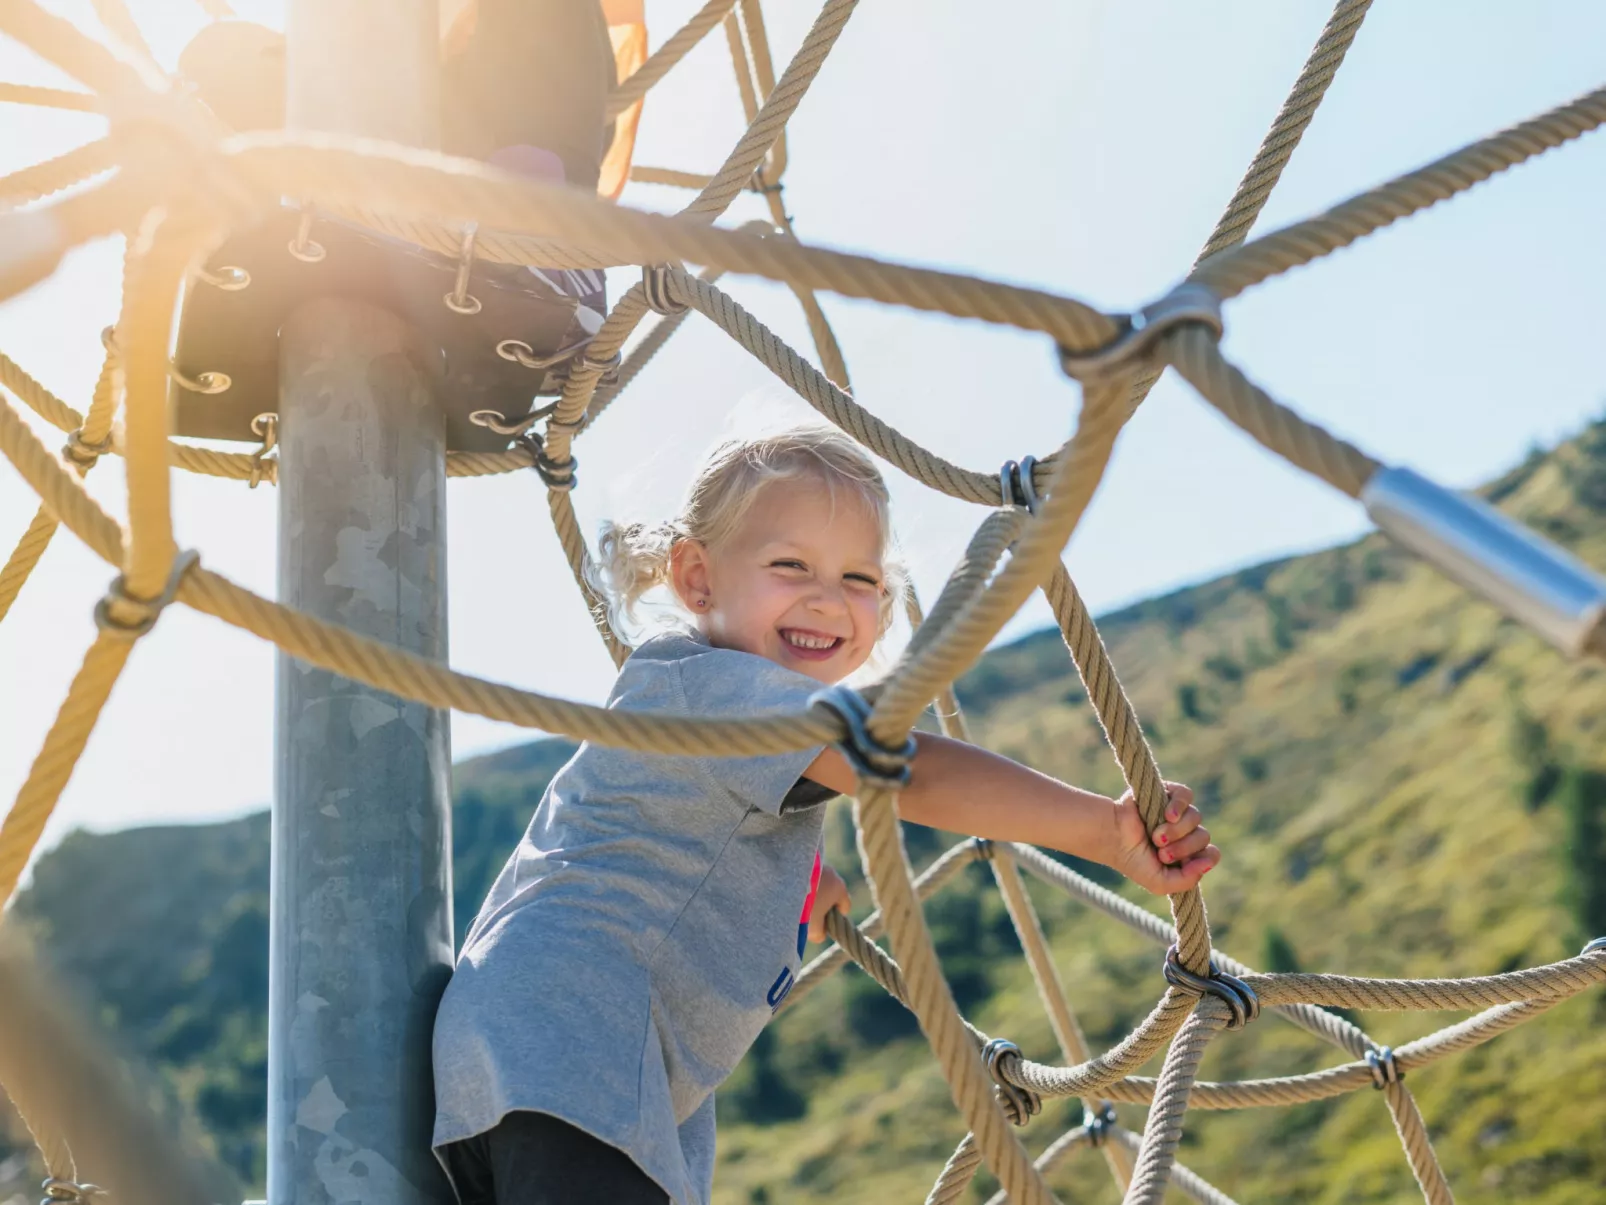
[770,559,806,571]
[845,573,882,589]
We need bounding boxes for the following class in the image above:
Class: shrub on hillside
[1559,766,1606,944]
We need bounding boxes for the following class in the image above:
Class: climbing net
[0,1,1604,1203]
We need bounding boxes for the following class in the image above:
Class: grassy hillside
[5,418,1606,1204]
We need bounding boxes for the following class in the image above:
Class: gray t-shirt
[432,632,830,1205]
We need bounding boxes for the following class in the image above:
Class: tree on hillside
[1507,698,1562,812]
[1559,766,1606,945]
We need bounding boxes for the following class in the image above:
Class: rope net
[1,0,1604,1202]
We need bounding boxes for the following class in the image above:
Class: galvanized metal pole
[269,6,453,1205]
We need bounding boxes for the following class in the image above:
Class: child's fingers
[1161,782,1195,824]
[1163,845,1221,893]
[1153,805,1202,848]
[1156,825,1211,867]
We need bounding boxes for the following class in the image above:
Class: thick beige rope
[907,586,1136,1195]
[1191,82,1606,302]
[0,81,99,111]
[0,343,119,624]
[851,779,1054,1204]
[0,631,137,907]
[606,0,738,120]
[1122,1000,1230,1205]
[0,136,118,206]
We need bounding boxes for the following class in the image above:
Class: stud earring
[695,598,708,608]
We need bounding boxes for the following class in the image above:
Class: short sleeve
[670,644,826,818]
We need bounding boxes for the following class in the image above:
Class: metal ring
[641,264,690,316]
[1365,1046,1402,1090]
[444,223,482,315]
[1581,936,1606,957]
[807,685,918,788]
[1161,944,1260,1029]
[169,365,231,395]
[496,336,597,372]
[93,549,200,639]
[1059,283,1223,383]
[578,349,623,381]
[999,456,1041,514]
[197,264,250,291]
[288,210,326,263]
[982,1039,1040,1126]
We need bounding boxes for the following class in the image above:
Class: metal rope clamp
[807,684,917,788]
[61,427,113,470]
[93,550,201,640]
[970,836,996,862]
[1365,1046,1403,1091]
[1058,283,1223,384]
[999,454,1041,514]
[1082,1102,1117,1148]
[469,407,577,490]
[641,263,690,316]
[40,1177,103,1205]
[982,1038,1041,1126]
[1162,943,1260,1030]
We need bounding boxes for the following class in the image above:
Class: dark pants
[441,1111,668,1205]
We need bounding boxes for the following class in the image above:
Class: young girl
[431,425,1219,1205]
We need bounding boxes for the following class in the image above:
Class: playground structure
[0,1,1605,1204]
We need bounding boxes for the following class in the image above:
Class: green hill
[5,418,1606,1204]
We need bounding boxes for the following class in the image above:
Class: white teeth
[784,631,837,651]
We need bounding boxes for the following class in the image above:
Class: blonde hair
[592,424,905,645]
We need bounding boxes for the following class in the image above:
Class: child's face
[671,477,887,684]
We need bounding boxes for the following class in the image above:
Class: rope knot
[808,685,916,788]
[641,264,690,316]
[94,550,200,640]
[1365,1046,1403,1090]
[999,455,1041,514]
[1162,944,1260,1030]
[1082,1102,1118,1148]
[982,1038,1040,1126]
[1058,283,1222,384]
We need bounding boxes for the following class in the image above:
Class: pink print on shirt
[766,849,823,1010]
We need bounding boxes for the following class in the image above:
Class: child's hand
[1109,782,1220,896]
[807,863,851,942]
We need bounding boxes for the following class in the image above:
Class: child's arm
[804,734,1218,896]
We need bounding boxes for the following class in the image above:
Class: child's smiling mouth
[780,628,843,659]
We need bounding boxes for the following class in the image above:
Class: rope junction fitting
[984,1039,1042,1126]
[1083,1103,1119,1149]
[1163,944,1262,1031]
[641,263,690,315]
[1,2,1605,1203]
[1365,1047,1403,1091]
[1057,283,1223,383]
[999,455,1041,514]
[807,684,917,787]
[92,550,200,640]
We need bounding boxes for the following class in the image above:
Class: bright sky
[2,1,1604,858]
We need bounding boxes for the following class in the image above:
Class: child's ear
[668,539,713,610]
